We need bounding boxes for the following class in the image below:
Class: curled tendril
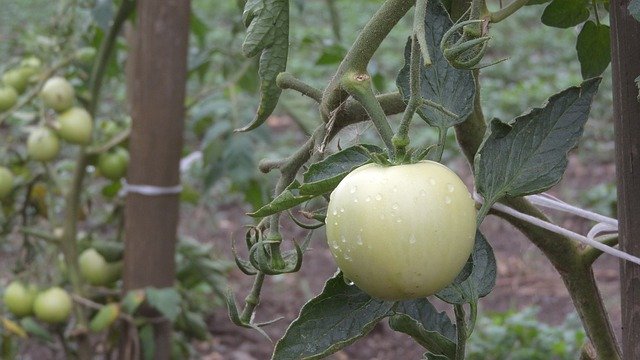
[248,237,303,275]
[288,210,325,229]
[440,19,491,69]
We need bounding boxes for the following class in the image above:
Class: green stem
[454,304,467,360]
[240,272,265,323]
[86,128,131,155]
[467,301,478,336]
[325,0,342,42]
[414,0,431,66]
[583,235,619,265]
[591,0,600,25]
[433,126,447,162]
[341,72,395,158]
[276,72,323,103]
[490,0,530,23]
[394,35,422,160]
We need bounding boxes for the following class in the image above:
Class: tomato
[98,147,129,181]
[57,107,93,145]
[2,68,30,94]
[75,47,97,66]
[33,287,73,324]
[78,248,121,286]
[40,76,75,112]
[0,166,14,199]
[27,127,60,162]
[3,281,38,317]
[0,86,18,112]
[325,161,477,301]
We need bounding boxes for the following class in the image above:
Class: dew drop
[396,218,402,223]
[392,203,399,210]
[350,186,358,194]
[356,235,363,245]
[354,198,359,203]
[331,242,339,250]
[341,235,347,243]
[340,208,345,213]
[375,193,382,201]
[392,186,398,192]
[447,183,455,193]
[420,190,427,197]
[429,177,436,185]
[409,234,417,244]
[332,209,338,216]
[344,254,352,261]
[333,222,339,226]
[445,196,452,204]
[365,196,371,202]
[345,278,355,286]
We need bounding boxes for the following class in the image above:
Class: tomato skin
[3,281,38,317]
[0,166,13,199]
[2,69,30,94]
[27,127,60,162]
[40,76,75,112]
[98,148,129,181]
[0,86,18,112]
[33,287,73,324]
[78,248,122,286]
[57,107,93,145]
[325,161,477,301]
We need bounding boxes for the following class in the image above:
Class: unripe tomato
[2,69,30,94]
[98,148,129,181]
[40,76,75,112]
[20,56,42,70]
[3,281,38,317]
[78,248,121,286]
[325,161,477,301]
[0,86,18,112]
[33,287,73,324]
[27,127,60,162]
[75,47,97,66]
[0,166,14,199]
[57,107,93,145]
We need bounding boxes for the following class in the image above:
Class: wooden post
[123,0,190,358]
[610,1,640,358]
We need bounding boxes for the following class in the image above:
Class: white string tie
[473,191,640,266]
[119,180,183,197]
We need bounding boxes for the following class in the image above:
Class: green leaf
[272,273,394,360]
[390,299,456,358]
[145,287,181,323]
[315,44,346,65]
[629,0,640,21]
[121,290,146,314]
[396,0,475,129]
[576,21,611,79]
[436,232,496,305]
[475,78,601,204]
[300,144,381,195]
[249,180,315,218]
[140,324,156,360]
[526,0,552,5]
[190,13,209,48]
[237,0,289,132]
[20,318,53,343]
[541,0,590,28]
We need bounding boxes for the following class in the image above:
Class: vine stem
[432,126,447,163]
[490,0,530,23]
[394,34,422,159]
[454,304,467,360]
[276,72,323,103]
[240,272,265,323]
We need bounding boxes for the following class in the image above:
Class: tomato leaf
[629,0,640,21]
[396,0,475,129]
[576,21,611,79]
[436,232,496,305]
[249,180,315,218]
[475,78,601,205]
[20,317,53,343]
[145,287,181,323]
[237,0,289,132]
[541,0,590,28]
[272,272,394,360]
[300,144,382,195]
[390,299,456,358]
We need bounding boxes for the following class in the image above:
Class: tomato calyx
[440,19,491,69]
[232,225,304,276]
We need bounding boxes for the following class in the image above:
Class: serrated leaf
[576,21,611,79]
[436,232,496,305]
[541,0,590,28]
[145,287,181,323]
[249,180,315,217]
[475,78,601,203]
[272,273,394,360]
[396,0,475,129]
[630,0,640,21]
[300,144,381,195]
[237,0,289,132]
[390,299,456,357]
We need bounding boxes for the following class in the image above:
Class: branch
[276,72,322,103]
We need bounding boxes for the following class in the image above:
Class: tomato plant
[326,161,476,300]
[33,287,72,324]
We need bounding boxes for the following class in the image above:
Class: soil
[184,148,621,360]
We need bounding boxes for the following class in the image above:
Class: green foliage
[629,0,640,21]
[576,22,611,79]
[466,308,585,360]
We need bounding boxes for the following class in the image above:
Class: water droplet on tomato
[392,203,399,210]
[420,190,427,196]
[344,254,352,261]
[350,186,357,194]
[445,196,452,204]
[392,186,398,192]
[409,234,417,244]
[341,235,346,243]
[331,242,339,250]
[354,198,359,203]
[375,193,382,201]
[396,218,402,223]
[356,235,363,245]
[334,221,338,226]
[429,177,436,185]
[332,209,338,216]
[447,183,455,192]
[365,196,371,202]
[340,208,345,213]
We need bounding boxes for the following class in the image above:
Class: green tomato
[0,86,18,112]
[2,69,30,94]
[27,127,60,162]
[20,56,42,70]
[57,107,93,145]
[78,248,121,286]
[325,161,477,301]
[33,287,73,324]
[98,148,129,181]
[40,76,75,112]
[3,281,38,317]
[0,166,14,199]
[75,47,97,66]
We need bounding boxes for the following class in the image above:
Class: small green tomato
[78,248,122,286]
[57,107,93,145]
[27,127,60,162]
[40,76,75,112]
[98,148,129,181]
[33,287,73,324]
[3,281,38,317]
[325,161,477,301]
[2,69,30,94]
[0,86,18,112]
[0,166,14,199]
